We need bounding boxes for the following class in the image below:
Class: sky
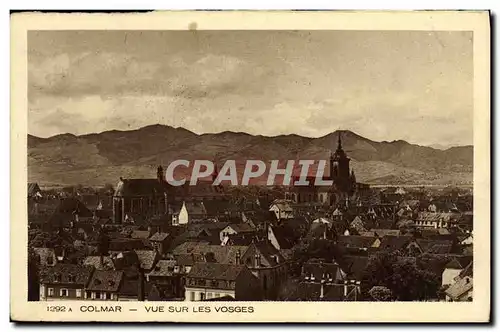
[28,30,473,147]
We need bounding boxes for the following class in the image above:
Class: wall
[184,286,235,301]
[442,268,462,287]
[40,283,84,300]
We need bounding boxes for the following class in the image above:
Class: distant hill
[28,125,473,188]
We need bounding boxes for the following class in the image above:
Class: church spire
[337,131,342,150]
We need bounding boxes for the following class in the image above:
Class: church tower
[331,132,351,193]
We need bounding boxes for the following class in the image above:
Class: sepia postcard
[10,10,491,323]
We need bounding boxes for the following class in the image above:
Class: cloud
[27,30,473,146]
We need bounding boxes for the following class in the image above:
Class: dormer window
[54,273,61,282]
[68,274,75,283]
[310,273,315,281]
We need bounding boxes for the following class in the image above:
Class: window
[47,256,54,265]
[86,291,92,299]
[200,292,205,300]
[48,288,54,296]
[76,289,82,298]
[190,292,195,301]
[95,291,101,299]
[60,289,68,297]
[215,293,220,298]
[101,292,107,300]
[207,293,213,299]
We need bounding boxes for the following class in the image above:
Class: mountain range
[28,124,473,188]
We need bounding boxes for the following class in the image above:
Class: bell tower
[331,131,351,192]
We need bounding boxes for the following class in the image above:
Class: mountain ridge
[27,124,473,187]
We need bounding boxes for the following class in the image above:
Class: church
[284,132,369,206]
[112,164,229,224]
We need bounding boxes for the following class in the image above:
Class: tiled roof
[131,230,151,240]
[147,259,176,277]
[149,232,169,242]
[445,276,473,300]
[187,262,246,282]
[225,223,255,233]
[371,229,400,238]
[445,256,473,270]
[202,200,231,216]
[378,236,412,251]
[416,239,453,254]
[40,264,94,285]
[343,255,369,280]
[134,250,158,270]
[83,256,115,270]
[33,247,56,266]
[114,178,169,197]
[336,235,376,249]
[173,242,248,265]
[287,282,345,301]
[303,259,342,282]
[86,270,124,292]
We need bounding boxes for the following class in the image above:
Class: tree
[368,286,393,301]
[362,251,440,301]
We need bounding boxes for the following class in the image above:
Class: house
[149,232,170,255]
[336,235,380,252]
[378,236,413,252]
[39,264,94,301]
[302,258,346,284]
[242,210,278,230]
[147,283,176,301]
[220,223,256,243]
[371,229,401,238]
[130,229,153,241]
[442,257,473,287]
[445,261,473,301]
[267,224,299,251]
[203,199,234,220]
[172,242,248,265]
[269,200,294,220]
[134,250,159,272]
[33,247,57,267]
[414,212,460,229]
[240,241,288,300]
[117,268,146,301]
[460,233,473,245]
[28,183,42,199]
[83,255,115,270]
[184,263,262,301]
[49,198,93,228]
[85,270,124,300]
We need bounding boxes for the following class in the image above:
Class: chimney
[254,253,260,268]
[236,250,241,265]
[157,165,165,183]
